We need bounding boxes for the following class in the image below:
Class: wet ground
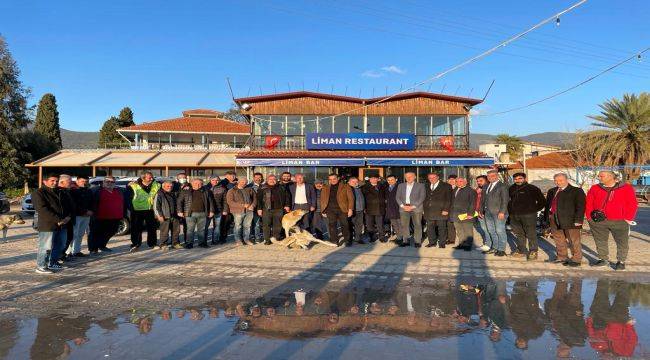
[1,278,648,359]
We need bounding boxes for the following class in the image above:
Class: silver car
[21,193,35,215]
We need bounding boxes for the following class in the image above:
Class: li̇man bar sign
[306,133,415,150]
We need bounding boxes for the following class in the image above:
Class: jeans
[400,211,423,245]
[205,215,222,243]
[389,218,402,240]
[250,211,263,241]
[185,212,207,245]
[484,212,507,251]
[589,219,630,262]
[69,216,90,255]
[233,211,254,243]
[476,217,488,245]
[36,229,66,268]
[509,213,539,253]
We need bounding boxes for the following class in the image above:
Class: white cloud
[380,65,406,74]
[469,109,481,115]
[361,70,384,78]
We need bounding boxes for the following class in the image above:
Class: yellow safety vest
[130,181,160,211]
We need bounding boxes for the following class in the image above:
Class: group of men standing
[32,168,638,273]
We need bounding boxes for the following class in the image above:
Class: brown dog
[281,209,308,239]
[0,214,26,241]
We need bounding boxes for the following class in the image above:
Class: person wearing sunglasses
[88,176,128,254]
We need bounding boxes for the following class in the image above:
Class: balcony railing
[250,135,469,151]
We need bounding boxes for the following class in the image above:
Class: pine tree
[0,35,31,188]
[34,93,62,149]
[118,106,134,127]
[98,116,124,147]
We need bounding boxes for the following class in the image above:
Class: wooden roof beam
[142,152,162,165]
[85,151,112,166]
[196,152,210,166]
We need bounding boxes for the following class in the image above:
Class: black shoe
[210,240,219,245]
[564,260,581,267]
[591,259,608,267]
[99,247,112,252]
[89,250,99,255]
[453,245,471,251]
[613,261,626,271]
[240,240,249,246]
[398,242,409,247]
[494,251,506,257]
[425,243,437,248]
[73,252,87,257]
[184,243,194,249]
[439,244,446,249]
[264,240,272,245]
[379,238,388,243]
[345,242,353,247]
[198,243,209,248]
[414,243,422,248]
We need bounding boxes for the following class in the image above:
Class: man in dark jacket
[362,175,387,243]
[348,177,365,244]
[288,173,317,231]
[173,173,191,244]
[257,174,291,245]
[247,172,265,243]
[218,170,237,241]
[321,173,354,246]
[423,173,452,248]
[508,172,546,260]
[68,176,93,258]
[205,175,225,244]
[57,174,76,262]
[154,181,181,249]
[312,180,326,239]
[385,175,401,242]
[32,174,73,273]
[545,173,586,266]
[450,177,477,251]
[177,178,215,248]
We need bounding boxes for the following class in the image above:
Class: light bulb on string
[638,54,643,63]
[555,17,561,26]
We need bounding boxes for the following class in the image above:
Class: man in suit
[362,175,387,243]
[544,173,586,267]
[480,170,509,256]
[446,175,458,245]
[423,173,452,248]
[384,175,401,242]
[288,173,317,231]
[450,177,477,251]
[395,172,426,247]
[321,173,354,246]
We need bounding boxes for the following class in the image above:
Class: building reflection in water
[1,279,645,359]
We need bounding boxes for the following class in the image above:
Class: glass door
[359,167,384,181]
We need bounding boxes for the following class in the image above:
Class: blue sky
[1,0,648,135]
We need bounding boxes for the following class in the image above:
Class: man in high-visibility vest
[128,171,160,252]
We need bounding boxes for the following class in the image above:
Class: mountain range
[60,129,575,150]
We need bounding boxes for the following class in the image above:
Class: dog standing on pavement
[0,214,26,241]
[281,209,308,239]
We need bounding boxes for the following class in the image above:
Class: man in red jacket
[585,171,638,270]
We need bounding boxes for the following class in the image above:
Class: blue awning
[236,158,366,167]
[365,158,495,167]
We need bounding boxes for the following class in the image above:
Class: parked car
[633,184,649,203]
[21,194,35,215]
[0,192,10,214]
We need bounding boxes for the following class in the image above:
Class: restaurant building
[234,91,493,182]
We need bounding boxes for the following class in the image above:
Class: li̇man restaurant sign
[306,133,415,150]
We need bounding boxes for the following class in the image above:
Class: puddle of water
[1,278,649,359]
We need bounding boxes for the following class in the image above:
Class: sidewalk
[1,209,648,318]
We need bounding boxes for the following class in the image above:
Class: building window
[432,116,450,135]
[333,116,348,133]
[383,116,398,133]
[286,116,302,136]
[367,116,382,133]
[270,115,286,135]
[399,116,415,134]
[416,116,431,135]
[318,116,333,133]
[303,116,317,134]
[349,116,363,133]
[450,115,466,135]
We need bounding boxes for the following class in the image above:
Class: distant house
[480,141,562,165]
[508,151,584,191]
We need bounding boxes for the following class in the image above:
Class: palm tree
[579,92,650,181]
[495,133,524,161]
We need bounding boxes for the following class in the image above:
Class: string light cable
[247,0,589,129]
[475,47,649,117]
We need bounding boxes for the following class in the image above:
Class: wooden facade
[235,91,481,116]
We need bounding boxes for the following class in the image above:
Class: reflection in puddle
[1,279,648,359]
